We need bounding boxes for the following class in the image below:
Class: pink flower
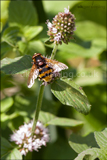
[46,6,76,45]
[10,121,49,156]
[64,6,69,14]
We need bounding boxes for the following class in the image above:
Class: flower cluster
[10,121,49,156]
[46,6,76,45]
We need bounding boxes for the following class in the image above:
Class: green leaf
[1,112,19,130]
[0,55,32,74]
[8,1,38,27]
[1,137,22,160]
[39,111,83,129]
[1,113,10,123]
[1,42,13,59]
[17,41,28,55]
[69,128,107,160]
[1,112,19,122]
[27,40,46,55]
[23,26,43,41]
[1,97,13,112]
[39,111,55,125]
[75,148,107,160]
[51,78,91,115]
[17,40,45,55]
[47,117,83,128]
[94,128,107,154]
[57,39,105,59]
[1,27,19,46]
[68,133,98,154]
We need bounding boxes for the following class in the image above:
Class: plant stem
[31,85,45,136]
[51,43,58,59]
[31,43,58,136]
[22,155,25,160]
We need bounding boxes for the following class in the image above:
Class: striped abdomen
[39,64,53,82]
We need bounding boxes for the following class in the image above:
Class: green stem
[51,43,58,59]
[31,43,58,136]
[31,85,45,136]
[22,155,25,160]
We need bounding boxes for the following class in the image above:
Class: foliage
[69,128,107,159]
[51,78,91,114]
[0,0,106,160]
[1,137,22,160]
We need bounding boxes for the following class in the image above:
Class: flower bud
[46,6,76,45]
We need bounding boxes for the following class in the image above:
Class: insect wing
[27,64,39,88]
[45,58,68,72]
[53,62,68,72]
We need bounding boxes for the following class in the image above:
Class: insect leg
[52,72,61,79]
[40,81,48,86]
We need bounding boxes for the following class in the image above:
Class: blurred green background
[1,1,106,159]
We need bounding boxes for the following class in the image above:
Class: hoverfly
[28,53,68,88]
